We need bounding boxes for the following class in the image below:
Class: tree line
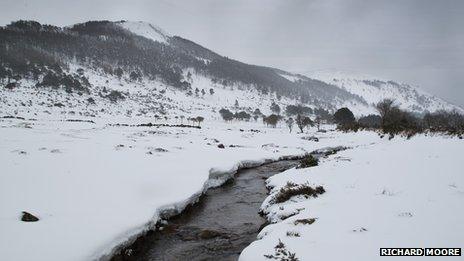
[218,98,464,138]
[334,99,464,137]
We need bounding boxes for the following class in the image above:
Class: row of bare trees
[334,99,464,136]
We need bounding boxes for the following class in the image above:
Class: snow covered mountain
[117,21,170,44]
[0,20,461,120]
[306,71,463,115]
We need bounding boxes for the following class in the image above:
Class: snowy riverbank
[2,116,462,261]
[240,134,464,261]
[0,117,377,261]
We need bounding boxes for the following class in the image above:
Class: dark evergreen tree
[334,108,355,126]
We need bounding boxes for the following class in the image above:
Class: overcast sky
[1,0,463,107]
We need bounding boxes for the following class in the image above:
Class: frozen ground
[240,134,464,261]
[0,117,375,261]
[0,116,462,261]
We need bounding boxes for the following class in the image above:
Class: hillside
[307,70,463,114]
[0,20,461,120]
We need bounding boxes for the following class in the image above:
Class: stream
[111,160,299,261]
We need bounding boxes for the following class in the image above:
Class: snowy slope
[117,21,170,44]
[306,70,463,114]
[0,65,300,121]
[240,134,464,261]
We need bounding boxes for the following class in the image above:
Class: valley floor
[0,117,462,261]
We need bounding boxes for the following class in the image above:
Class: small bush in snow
[272,182,325,204]
[294,218,316,226]
[297,154,318,168]
[106,90,125,103]
[264,239,299,261]
[286,231,300,237]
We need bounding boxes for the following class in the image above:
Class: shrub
[272,182,325,204]
[358,114,382,128]
[234,111,251,121]
[286,231,300,237]
[106,90,125,102]
[264,239,299,261]
[5,82,18,89]
[337,122,360,132]
[37,71,90,93]
[219,108,234,121]
[294,218,316,225]
[297,154,318,168]
[285,105,312,116]
[382,107,421,134]
[334,107,355,126]
[264,114,280,127]
[423,110,464,134]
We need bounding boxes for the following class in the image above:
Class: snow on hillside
[240,134,464,261]
[278,73,304,83]
[0,65,319,122]
[306,70,463,115]
[117,21,170,44]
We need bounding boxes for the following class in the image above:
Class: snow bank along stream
[108,148,344,260]
[110,160,299,260]
[0,118,393,261]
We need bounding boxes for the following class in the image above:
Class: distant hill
[0,20,461,119]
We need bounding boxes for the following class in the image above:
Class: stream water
[111,160,299,261]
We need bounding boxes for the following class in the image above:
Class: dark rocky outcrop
[21,211,39,222]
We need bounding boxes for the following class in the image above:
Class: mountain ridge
[0,20,461,120]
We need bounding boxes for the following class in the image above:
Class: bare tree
[196,116,204,127]
[190,117,197,126]
[376,99,395,126]
[296,114,312,133]
[270,102,281,115]
[302,116,314,131]
[315,116,321,131]
[286,117,294,133]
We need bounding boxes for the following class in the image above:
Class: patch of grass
[294,218,316,226]
[272,182,325,204]
[297,154,318,169]
[286,231,300,237]
[264,239,299,261]
[106,90,125,103]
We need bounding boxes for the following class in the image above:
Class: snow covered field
[241,134,464,261]
[1,116,462,261]
[0,117,363,260]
